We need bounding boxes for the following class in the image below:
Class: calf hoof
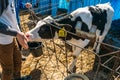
[67,66,76,74]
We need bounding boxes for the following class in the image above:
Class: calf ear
[53,21,72,31]
[59,24,72,32]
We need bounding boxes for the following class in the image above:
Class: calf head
[27,16,72,41]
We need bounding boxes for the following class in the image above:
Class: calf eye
[69,15,73,18]
[40,27,46,32]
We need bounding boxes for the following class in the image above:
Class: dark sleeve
[0,22,18,36]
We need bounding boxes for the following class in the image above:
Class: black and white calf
[26,2,114,72]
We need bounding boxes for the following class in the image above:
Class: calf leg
[95,22,111,53]
[93,29,100,53]
[96,36,103,53]
[68,39,90,73]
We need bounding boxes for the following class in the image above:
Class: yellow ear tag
[58,27,67,37]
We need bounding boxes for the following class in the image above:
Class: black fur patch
[56,15,87,40]
[38,24,56,39]
[89,6,107,35]
[74,17,89,32]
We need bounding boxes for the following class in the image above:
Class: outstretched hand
[16,32,29,49]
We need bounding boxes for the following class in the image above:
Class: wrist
[16,32,22,38]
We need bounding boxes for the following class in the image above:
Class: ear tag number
[58,27,67,37]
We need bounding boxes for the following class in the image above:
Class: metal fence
[19,1,120,80]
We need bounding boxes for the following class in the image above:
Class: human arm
[0,22,17,36]
[0,22,28,49]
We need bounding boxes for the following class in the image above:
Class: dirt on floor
[19,12,96,80]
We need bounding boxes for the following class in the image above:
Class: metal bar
[100,50,120,57]
[101,64,120,75]
[114,56,120,60]
[76,29,96,41]
[109,52,120,79]
[103,56,114,65]
[93,56,101,80]
[97,41,120,50]
[116,65,120,71]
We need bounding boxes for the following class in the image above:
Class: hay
[20,13,95,80]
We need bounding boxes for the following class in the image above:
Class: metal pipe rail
[41,17,120,79]
[20,6,120,80]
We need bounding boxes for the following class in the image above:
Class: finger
[24,35,28,41]
[23,43,28,49]
[23,39,29,49]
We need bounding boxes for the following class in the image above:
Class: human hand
[16,32,29,49]
[25,32,32,41]
[25,3,32,9]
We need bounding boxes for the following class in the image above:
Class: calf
[26,2,114,72]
